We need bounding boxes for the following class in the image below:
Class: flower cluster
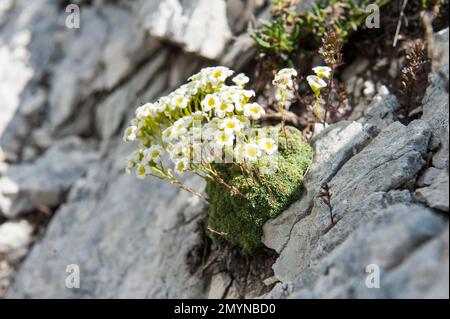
[273,67,297,99]
[272,68,298,139]
[273,68,297,90]
[123,66,280,197]
[306,66,331,117]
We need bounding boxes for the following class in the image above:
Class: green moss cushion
[206,126,312,254]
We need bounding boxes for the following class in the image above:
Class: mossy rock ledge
[206,126,312,254]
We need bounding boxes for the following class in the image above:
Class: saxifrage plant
[123,66,311,253]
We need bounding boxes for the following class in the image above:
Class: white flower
[312,66,332,79]
[172,119,188,137]
[144,145,164,162]
[214,130,234,147]
[234,143,245,163]
[192,111,206,122]
[209,66,234,84]
[131,149,143,162]
[136,163,152,179]
[215,100,234,118]
[232,73,250,87]
[123,125,138,142]
[125,66,286,184]
[174,158,189,175]
[179,82,198,96]
[258,138,278,155]
[201,94,220,112]
[179,115,193,127]
[158,96,171,113]
[242,90,255,98]
[273,68,297,90]
[219,117,242,133]
[202,122,217,141]
[244,142,261,162]
[169,142,189,161]
[307,75,327,93]
[278,68,298,77]
[244,103,265,120]
[162,127,173,142]
[135,103,152,119]
[125,158,135,173]
[201,143,216,164]
[149,103,160,116]
[170,94,189,110]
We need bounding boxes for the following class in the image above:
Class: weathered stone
[265,204,447,299]
[421,28,449,166]
[271,120,431,282]
[6,156,207,298]
[19,88,46,117]
[342,57,370,82]
[387,189,412,204]
[417,167,444,187]
[31,126,53,150]
[415,170,449,212]
[329,120,430,217]
[0,220,34,263]
[0,113,29,162]
[0,0,59,162]
[208,272,233,299]
[262,199,306,253]
[373,225,449,299]
[95,50,168,140]
[0,161,6,175]
[49,5,158,135]
[262,121,376,253]
[356,94,400,132]
[0,260,14,298]
[363,80,375,97]
[0,32,34,138]
[139,0,231,59]
[220,33,256,69]
[308,121,377,195]
[0,137,98,218]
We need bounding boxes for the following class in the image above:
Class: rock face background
[0,0,448,298]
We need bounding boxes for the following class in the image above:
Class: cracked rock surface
[263,28,449,299]
[0,1,448,298]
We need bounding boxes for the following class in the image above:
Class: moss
[206,126,312,254]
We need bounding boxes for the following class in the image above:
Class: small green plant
[302,0,388,39]
[123,66,312,253]
[253,0,389,66]
[252,0,301,64]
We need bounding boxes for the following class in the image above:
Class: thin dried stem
[207,226,228,237]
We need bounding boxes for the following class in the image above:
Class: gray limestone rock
[0,138,98,218]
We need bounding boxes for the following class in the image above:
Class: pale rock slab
[0,220,34,263]
[271,120,431,282]
[139,0,231,60]
[0,137,98,218]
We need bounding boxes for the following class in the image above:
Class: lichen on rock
[206,126,312,253]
